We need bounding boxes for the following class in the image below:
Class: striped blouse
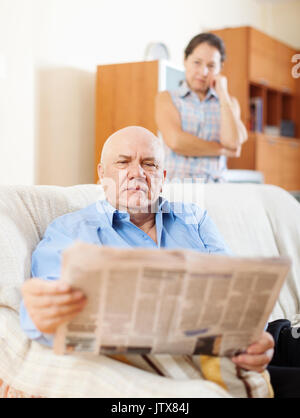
[164,80,227,182]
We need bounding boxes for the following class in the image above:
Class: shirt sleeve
[197,209,233,255]
[19,301,54,347]
[20,219,75,347]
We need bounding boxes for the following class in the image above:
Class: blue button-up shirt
[20,198,232,346]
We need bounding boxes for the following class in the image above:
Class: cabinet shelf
[249,82,295,136]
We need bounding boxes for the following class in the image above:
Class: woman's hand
[212,74,229,98]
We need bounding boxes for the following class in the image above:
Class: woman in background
[155,32,248,182]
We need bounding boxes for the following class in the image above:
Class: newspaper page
[54,241,291,357]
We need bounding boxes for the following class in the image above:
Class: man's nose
[127,162,146,179]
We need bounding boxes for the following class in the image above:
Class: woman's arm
[214,75,248,150]
[155,91,240,158]
[219,96,248,150]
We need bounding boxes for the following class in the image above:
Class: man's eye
[144,163,156,167]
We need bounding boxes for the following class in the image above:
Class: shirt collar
[96,197,171,227]
[178,79,219,101]
[178,80,191,98]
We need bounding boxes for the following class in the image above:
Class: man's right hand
[22,278,87,335]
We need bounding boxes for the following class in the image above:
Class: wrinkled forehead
[104,133,164,164]
[188,42,221,62]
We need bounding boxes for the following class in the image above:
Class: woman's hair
[184,33,226,62]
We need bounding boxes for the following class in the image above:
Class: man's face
[184,42,222,94]
[98,130,166,213]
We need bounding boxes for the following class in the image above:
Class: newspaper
[54,241,291,357]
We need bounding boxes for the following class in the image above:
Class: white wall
[260,0,300,48]
[0,0,35,185]
[0,0,298,186]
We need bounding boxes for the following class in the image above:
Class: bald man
[20,126,273,375]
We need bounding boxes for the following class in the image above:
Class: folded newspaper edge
[54,241,291,357]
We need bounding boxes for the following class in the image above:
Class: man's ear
[97,163,104,184]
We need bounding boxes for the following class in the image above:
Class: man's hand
[22,278,87,335]
[231,332,274,373]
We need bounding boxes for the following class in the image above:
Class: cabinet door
[282,140,300,190]
[277,43,296,93]
[249,29,276,88]
[255,136,285,187]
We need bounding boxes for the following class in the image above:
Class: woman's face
[184,42,222,95]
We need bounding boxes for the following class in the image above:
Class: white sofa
[0,183,300,398]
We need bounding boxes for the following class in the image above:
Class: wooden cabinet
[255,135,285,188]
[255,134,300,190]
[211,26,300,190]
[211,27,298,131]
[238,133,300,190]
[277,44,296,93]
[249,29,276,88]
[249,29,295,93]
[237,133,300,191]
[282,140,300,190]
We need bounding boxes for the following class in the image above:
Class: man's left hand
[231,332,274,373]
